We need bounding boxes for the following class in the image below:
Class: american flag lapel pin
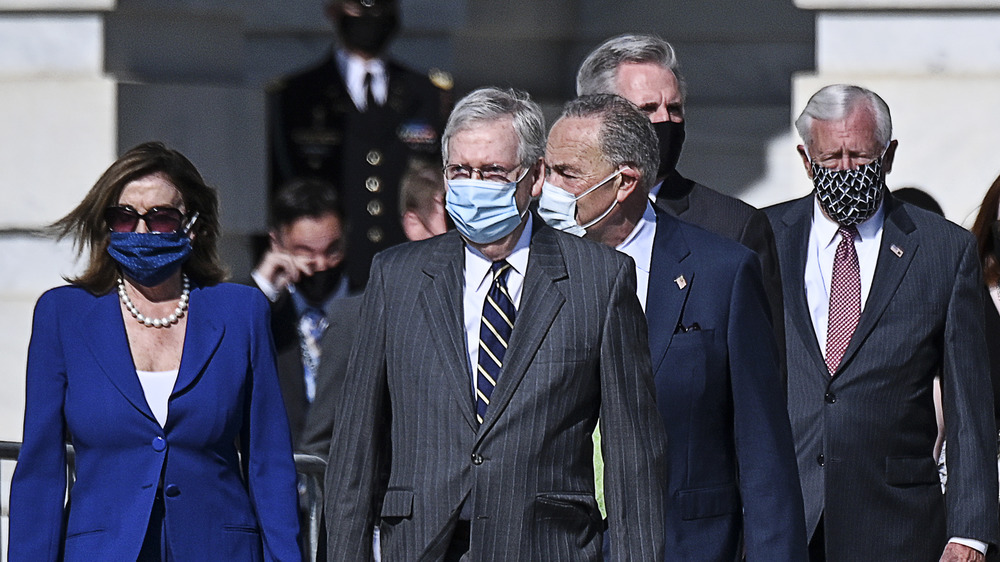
[674,275,687,290]
[890,244,904,258]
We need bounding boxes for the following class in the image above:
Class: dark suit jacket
[646,207,807,561]
[269,289,359,450]
[269,52,449,288]
[298,295,363,457]
[9,283,300,561]
[655,172,786,383]
[765,194,1000,560]
[324,221,667,561]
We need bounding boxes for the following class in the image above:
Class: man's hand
[254,249,314,293]
[940,543,985,562]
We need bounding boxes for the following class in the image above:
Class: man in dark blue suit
[539,93,808,560]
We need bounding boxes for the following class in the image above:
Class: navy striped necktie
[476,260,515,424]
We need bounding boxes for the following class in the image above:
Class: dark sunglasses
[104,206,198,234]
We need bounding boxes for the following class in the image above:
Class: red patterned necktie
[826,225,860,374]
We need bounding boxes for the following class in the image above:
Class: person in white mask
[323,86,667,561]
[540,93,807,561]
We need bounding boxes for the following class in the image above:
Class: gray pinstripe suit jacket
[765,194,999,560]
[323,220,667,561]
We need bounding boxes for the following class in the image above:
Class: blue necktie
[299,307,328,403]
[476,261,515,424]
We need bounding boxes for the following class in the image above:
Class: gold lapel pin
[674,275,687,290]
[890,244,904,258]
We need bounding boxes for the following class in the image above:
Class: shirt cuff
[251,270,281,302]
[949,537,987,555]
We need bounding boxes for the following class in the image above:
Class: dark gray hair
[795,84,892,149]
[576,34,686,101]
[441,87,545,169]
[558,94,659,194]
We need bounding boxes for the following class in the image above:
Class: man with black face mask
[268,0,451,289]
[252,178,358,451]
[576,34,786,382]
[765,84,998,562]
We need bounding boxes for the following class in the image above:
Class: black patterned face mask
[810,156,885,226]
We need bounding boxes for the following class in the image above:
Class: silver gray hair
[795,84,892,149]
[576,34,686,101]
[558,94,659,195]
[441,87,545,169]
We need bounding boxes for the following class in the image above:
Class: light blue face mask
[445,167,530,244]
[537,169,622,237]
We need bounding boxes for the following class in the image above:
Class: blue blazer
[9,283,301,561]
[647,207,807,561]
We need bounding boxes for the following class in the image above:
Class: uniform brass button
[365,176,381,192]
[366,150,383,166]
[367,227,383,243]
[367,199,383,216]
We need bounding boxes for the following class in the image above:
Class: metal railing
[0,441,326,561]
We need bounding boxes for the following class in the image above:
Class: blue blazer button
[152,436,166,452]
[165,484,180,497]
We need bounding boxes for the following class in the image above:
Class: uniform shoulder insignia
[265,77,287,94]
[428,68,453,91]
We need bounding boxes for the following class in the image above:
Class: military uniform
[269,52,450,288]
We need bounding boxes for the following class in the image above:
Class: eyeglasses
[104,205,197,233]
[443,164,526,184]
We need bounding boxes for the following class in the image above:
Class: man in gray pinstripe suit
[323,87,667,561]
[766,84,999,561]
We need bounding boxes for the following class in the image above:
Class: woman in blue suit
[8,142,301,560]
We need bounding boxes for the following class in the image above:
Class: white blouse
[136,369,179,428]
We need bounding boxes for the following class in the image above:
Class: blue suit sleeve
[9,291,69,561]
[727,252,809,560]
[242,291,302,561]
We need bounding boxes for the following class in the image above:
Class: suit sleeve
[739,209,788,390]
[324,258,389,561]
[243,291,303,561]
[942,235,1000,548]
[298,299,360,457]
[599,258,668,561]
[8,291,69,561]
[726,252,809,560]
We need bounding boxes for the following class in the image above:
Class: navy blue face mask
[107,213,198,287]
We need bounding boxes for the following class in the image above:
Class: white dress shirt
[336,49,387,112]
[804,196,884,358]
[463,219,531,399]
[614,202,657,311]
[803,196,986,555]
[136,369,179,428]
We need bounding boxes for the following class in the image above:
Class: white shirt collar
[464,218,532,294]
[616,202,656,275]
[335,49,387,110]
[811,195,886,248]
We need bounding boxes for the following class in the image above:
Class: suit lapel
[476,224,567,439]
[647,210,693,373]
[418,233,478,431]
[835,197,917,375]
[779,196,830,378]
[82,292,156,422]
[172,286,225,397]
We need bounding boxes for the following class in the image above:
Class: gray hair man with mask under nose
[540,93,807,561]
[764,83,999,562]
[322,86,667,561]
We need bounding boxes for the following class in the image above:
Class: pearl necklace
[117,274,190,328]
